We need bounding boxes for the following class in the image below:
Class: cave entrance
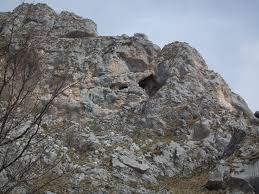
[138,74,162,97]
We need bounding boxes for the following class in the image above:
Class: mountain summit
[0,3,259,194]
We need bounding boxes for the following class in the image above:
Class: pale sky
[1,0,258,112]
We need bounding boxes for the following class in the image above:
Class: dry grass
[159,170,223,194]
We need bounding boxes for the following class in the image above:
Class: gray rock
[46,191,56,194]
[192,119,211,141]
[54,11,97,37]
[119,155,149,173]
[11,186,28,194]
[0,170,8,188]
[134,33,148,40]
[223,129,246,157]
[231,160,259,193]
[255,111,259,119]
[231,92,254,119]
[206,162,230,190]
[113,154,150,173]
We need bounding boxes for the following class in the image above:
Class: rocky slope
[1,3,259,194]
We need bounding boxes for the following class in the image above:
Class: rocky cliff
[1,3,259,194]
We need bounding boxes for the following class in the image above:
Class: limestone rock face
[1,3,97,37]
[1,3,259,194]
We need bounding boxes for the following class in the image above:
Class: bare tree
[0,5,74,193]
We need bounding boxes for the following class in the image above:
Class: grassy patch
[158,170,222,194]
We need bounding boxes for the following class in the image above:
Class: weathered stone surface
[223,129,246,157]
[2,3,97,37]
[192,119,211,141]
[206,162,229,190]
[1,3,259,194]
[207,135,259,193]
[113,154,150,173]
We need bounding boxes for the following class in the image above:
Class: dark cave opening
[118,84,128,90]
[138,74,162,96]
[110,83,128,90]
[63,31,95,38]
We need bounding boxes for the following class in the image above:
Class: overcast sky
[1,0,258,111]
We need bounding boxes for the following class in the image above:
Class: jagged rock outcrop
[1,3,259,194]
